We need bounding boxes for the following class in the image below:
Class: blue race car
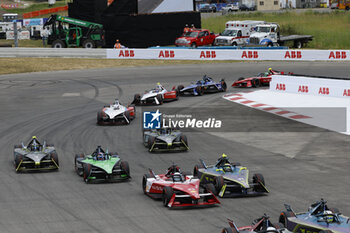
[279,199,350,233]
[177,75,227,96]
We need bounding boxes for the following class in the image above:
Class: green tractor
[44,14,105,48]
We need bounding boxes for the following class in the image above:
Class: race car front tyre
[252,79,261,87]
[83,164,92,183]
[120,161,130,176]
[279,210,295,227]
[252,173,265,192]
[177,85,184,96]
[133,94,141,105]
[181,135,188,149]
[215,176,224,194]
[148,136,156,151]
[97,111,103,125]
[193,163,205,178]
[205,183,217,195]
[51,152,59,168]
[221,227,235,233]
[14,154,23,171]
[162,186,174,207]
[142,174,151,194]
[221,81,227,92]
[74,154,84,176]
[196,86,204,96]
[156,94,163,105]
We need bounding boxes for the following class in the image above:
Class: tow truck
[44,14,105,48]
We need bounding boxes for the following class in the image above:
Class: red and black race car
[232,68,293,88]
[222,214,285,233]
[142,165,220,208]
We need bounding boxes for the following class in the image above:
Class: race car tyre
[124,111,131,124]
[110,152,119,158]
[83,164,92,183]
[279,211,296,227]
[14,154,23,171]
[51,151,59,167]
[148,136,156,151]
[120,161,130,176]
[162,186,174,207]
[175,89,180,100]
[196,86,204,96]
[142,174,152,194]
[205,183,217,195]
[156,94,163,105]
[52,39,66,48]
[273,223,285,229]
[193,163,205,178]
[14,144,22,149]
[252,79,260,87]
[238,77,245,81]
[133,94,141,104]
[181,135,188,148]
[97,111,103,125]
[319,231,332,233]
[74,154,85,176]
[177,85,184,96]
[252,173,265,192]
[222,227,235,233]
[82,39,95,49]
[215,175,224,193]
[221,81,227,92]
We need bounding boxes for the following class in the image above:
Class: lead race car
[177,75,227,96]
[193,154,269,197]
[97,99,135,125]
[142,164,220,208]
[14,136,59,172]
[132,83,179,105]
[143,128,189,152]
[74,146,130,183]
[232,68,293,88]
[279,199,350,233]
[222,214,288,233]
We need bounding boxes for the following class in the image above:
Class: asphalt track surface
[0,62,350,233]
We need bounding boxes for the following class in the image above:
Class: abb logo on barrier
[298,85,308,93]
[200,51,216,58]
[118,50,134,57]
[284,51,302,59]
[241,51,258,59]
[159,50,175,58]
[318,87,329,95]
[329,51,347,59]
[275,83,286,91]
[343,89,350,96]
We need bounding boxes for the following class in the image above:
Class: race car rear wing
[199,159,208,169]
[228,218,240,233]
[284,204,297,217]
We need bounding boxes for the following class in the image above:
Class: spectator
[191,24,196,31]
[42,27,49,47]
[114,39,121,49]
[183,24,190,33]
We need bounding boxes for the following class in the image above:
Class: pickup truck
[222,4,239,12]
[175,29,218,48]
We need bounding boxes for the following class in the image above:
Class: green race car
[74,146,130,183]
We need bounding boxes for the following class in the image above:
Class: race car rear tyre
[162,186,174,207]
[238,77,245,81]
[142,174,151,194]
[193,163,205,178]
[51,152,59,168]
[148,136,156,152]
[133,94,141,105]
[215,176,224,193]
[120,161,130,176]
[252,79,260,87]
[156,94,163,105]
[221,81,227,92]
[14,154,23,171]
[177,85,184,96]
[253,173,265,192]
[181,135,188,149]
[97,111,103,125]
[83,164,92,183]
[222,227,235,233]
[196,86,204,96]
[74,154,85,176]
[279,211,296,227]
[175,89,180,100]
[205,183,217,195]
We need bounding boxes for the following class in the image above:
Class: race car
[142,164,220,208]
[193,154,269,197]
[74,146,130,183]
[14,136,59,172]
[222,214,287,233]
[279,199,350,233]
[97,99,135,125]
[132,83,179,105]
[143,128,189,152]
[177,75,227,96]
[232,68,293,88]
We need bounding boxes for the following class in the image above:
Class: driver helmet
[97,152,104,161]
[31,140,39,151]
[268,67,273,73]
[156,82,163,91]
[222,153,227,158]
[266,227,276,232]
[172,172,183,182]
[324,210,334,223]
[223,163,232,172]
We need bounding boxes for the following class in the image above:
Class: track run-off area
[0,62,349,233]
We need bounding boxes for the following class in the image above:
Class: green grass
[3,0,67,14]
[0,39,44,47]
[202,11,350,49]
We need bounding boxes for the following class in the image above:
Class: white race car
[97,99,135,125]
[132,83,179,105]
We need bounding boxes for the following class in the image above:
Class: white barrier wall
[106,49,350,61]
[270,75,350,98]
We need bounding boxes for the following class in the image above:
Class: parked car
[222,4,239,12]
[239,4,256,11]
[175,29,218,47]
[199,4,216,12]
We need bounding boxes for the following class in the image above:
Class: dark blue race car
[177,75,227,96]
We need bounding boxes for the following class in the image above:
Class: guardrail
[0,48,106,58]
